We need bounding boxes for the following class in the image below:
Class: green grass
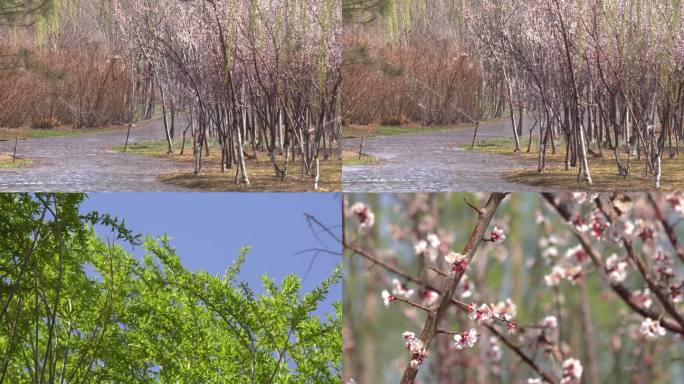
[113,140,177,157]
[466,136,684,191]
[0,126,122,141]
[342,150,378,166]
[343,125,462,139]
[115,138,341,192]
[0,155,31,168]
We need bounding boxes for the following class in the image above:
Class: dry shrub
[0,41,132,129]
[343,30,483,126]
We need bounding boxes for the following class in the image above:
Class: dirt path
[0,120,190,191]
[343,118,556,192]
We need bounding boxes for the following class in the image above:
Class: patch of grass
[0,125,122,141]
[342,149,377,165]
[343,124,466,139]
[116,139,341,192]
[113,140,178,157]
[0,154,31,168]
[467,137,684,191]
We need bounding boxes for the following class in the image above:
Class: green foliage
[0,193,342,383]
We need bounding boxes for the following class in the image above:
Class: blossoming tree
[340,192,684,383]
[113,0,341,188]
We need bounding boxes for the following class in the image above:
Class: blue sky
[80,193,342,317]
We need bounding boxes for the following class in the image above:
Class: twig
[647,194,684,264]
[393,296,431,312]
[486,324,557,384]
[464,197,483,215]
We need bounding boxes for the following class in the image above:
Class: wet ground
[0,120,190,192]
[343,118,555,192]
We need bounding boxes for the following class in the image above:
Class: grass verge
[0,125,123,141]
[343,124,464,139]
[466,137,684,191]
[114,139,341,192]
[342,149,377,166]
[0,154,31,169]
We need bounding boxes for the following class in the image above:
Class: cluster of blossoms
[391,278,414,298]
[486,336,502,362]
[351,203,375,231]
[605,254,629,283]
[414,234,441,262]
[527,357,583,384]
[453,328,478,349]
[666,193,684,215]
[419,289,440,306]
[540,315,558,328]
[402,332,427,369]
[544,240,634,287]
[445,252,469,273]
[490,226,506,243]
[569,205,635,244]
[381,289,396,307]
[560,358,583,384]
[466,300,518,334]
[456,274,474,298]
[632,288,653,308]
[572,192,599,205]
[639,318,667,339]
[544,245,588,286]
[635,219,657,242]
[653,249,683,303]
[589,209,611,239]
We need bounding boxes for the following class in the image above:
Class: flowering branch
[542,194,684,336]
[400,193,508,384]
[593,198,684,330]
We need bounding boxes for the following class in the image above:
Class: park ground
[0,120,340,192]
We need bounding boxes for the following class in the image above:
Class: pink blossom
[560,358,583,384]
[632,288,653,308]
[391,278,414,299]
[351,203,375,230]
[453,328,478,349]
[544,265,566,287]
[605,254,628,283]
[639,318,666,339]
[490,226,506,243]
[541,315,558,328]
[381,289,396,308]
[486,336,502,361]
[570,214,589,232]
[445,252,469,273]
[469,304,494,322]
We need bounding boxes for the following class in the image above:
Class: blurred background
[343,193,684,384]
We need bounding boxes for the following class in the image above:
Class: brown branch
[486,324,557,384]
[400,193,508,384]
